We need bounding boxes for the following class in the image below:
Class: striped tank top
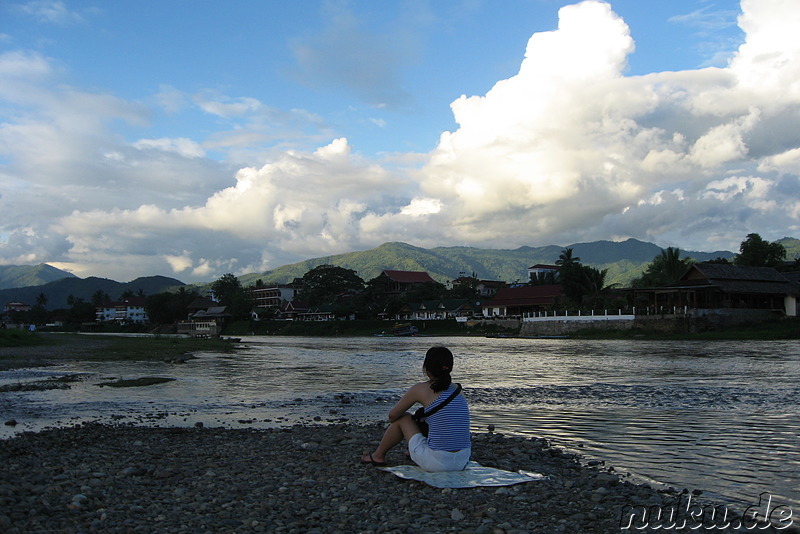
[424,383,471,451]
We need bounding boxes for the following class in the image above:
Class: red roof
[382,270,436,283]
[486,285,563,306]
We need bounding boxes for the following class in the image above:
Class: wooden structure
[482,285,563,317]
[631,264,798,316]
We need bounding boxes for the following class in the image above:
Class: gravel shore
[1,422,788,534]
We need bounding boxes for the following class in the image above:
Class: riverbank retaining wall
[478,309,786,336]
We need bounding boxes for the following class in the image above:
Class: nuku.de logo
[620,492,794,531]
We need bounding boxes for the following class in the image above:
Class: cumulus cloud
[3,0,800,282]
[412,0,800,250]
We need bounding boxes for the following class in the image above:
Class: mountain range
[0,275,185,310]
[237,238,742,288]
[3,237,799,309]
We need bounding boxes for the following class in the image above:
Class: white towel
[380,461,547,488]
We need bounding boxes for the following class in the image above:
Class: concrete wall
[520,319,635,336]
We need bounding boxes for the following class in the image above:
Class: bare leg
[362,413,420,464]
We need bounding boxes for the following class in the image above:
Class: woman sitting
[361,346,471,471]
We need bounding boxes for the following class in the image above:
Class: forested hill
[240,238,740,288]
[0,263,77,290]
[0,276,185,310]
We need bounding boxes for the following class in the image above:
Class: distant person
[360,346,471,471]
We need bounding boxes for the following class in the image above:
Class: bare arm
[388,382,428,422]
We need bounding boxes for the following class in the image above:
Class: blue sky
[1,0,798,283]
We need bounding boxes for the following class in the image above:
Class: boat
[391,323,419,336]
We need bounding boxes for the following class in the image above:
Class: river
[1,335,798,512]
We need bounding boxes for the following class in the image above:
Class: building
[372,270,438,295]
[95,297,149,324]
[176,299,230,337]
[451,277,506,298]
[397,299,480,321]
[482,285,564,317]
[528,264,559,282]
[4,302,31,313]
[251,280,303,308]
[630,263,798,316]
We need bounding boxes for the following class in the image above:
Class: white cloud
[17,0,84,25]
[3,0,800,282]
[134,138,206,159]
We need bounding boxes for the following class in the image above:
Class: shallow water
[1,335,798,512]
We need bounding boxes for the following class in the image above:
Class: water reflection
[1,335,798,510]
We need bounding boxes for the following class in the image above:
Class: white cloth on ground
[379,461,547,488]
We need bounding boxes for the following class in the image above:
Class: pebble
[0,422,780,533]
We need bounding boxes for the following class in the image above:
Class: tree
[298,265,365,306]
[30,292,49,325]
[632,247,692,287]
[734,233,786,268]
[65,295,95,324]
[556,248,586,305]
[556,248,580,268]
[211,273,252,320]
[92,290,111,307]
[580,266,617,308]
[403,281,448,303]
[449,275,480,299]
[146,287,200,325]
[212,274,243,306]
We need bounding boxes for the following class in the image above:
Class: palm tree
[556,248,580,268]
[659,247,689,283]
[581,267,616,307]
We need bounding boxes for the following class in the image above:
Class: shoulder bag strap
[420,383,462,418]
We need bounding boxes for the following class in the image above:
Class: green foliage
[298,265,365,306]
[211,274,252,320]
[65,295,96,324]
[631,247,692,288]
[146,287,200,325]
[556,249,618,308]
[734,233,787,267]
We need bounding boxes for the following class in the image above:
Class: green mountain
[0,263,77,290]
[778,237,800,259]
[239,238,738,288]
[0,276,185,310]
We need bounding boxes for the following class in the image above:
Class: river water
[1,335,798,512]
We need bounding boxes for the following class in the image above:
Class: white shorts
[408,433,471,472]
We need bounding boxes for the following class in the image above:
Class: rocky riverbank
[1,423,790,533]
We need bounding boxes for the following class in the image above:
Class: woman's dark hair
[424,346,453,392]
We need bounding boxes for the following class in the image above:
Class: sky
[1,0,799,283]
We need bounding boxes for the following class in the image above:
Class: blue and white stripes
[424,384,471,451]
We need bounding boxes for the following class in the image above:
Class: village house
[482,285,564,317]
[451,277,506,298]
[176,297,230,336]
[528,264,559,281]
[4,302,32,313]
[372,270,438,295]
[250,280,302,308]
[95,297,149,324]
[396,299,480,321]
[630,263,799,317]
